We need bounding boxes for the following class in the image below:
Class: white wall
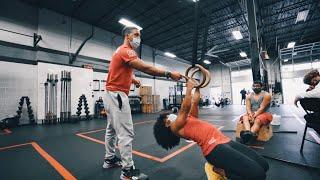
[37,62,93,121]
[0,61,37,120]
[0,0,192,65]
[154,54,190,74]
[0,0,194,115]
[37,9,116,61]
[232,81,253,104]
[0,0,38,46]
[37,9,70,52]
[0,0,118,61]
[209,64,232,100]
[282,78,308,104]
[92,71,108,102]
[231,69,253,104]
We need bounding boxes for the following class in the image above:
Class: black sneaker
[251,133,258,141]
[102,156,122,169]
[120,166,148,180]
[240,130,252,144]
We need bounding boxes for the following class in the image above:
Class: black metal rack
[129,96,141,113]
[168,82,185,110]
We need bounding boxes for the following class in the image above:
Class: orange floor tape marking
[0,142,32,151]
[0,128,12,135]
[31,142,76,180]
[78,120,156,135]
[160,142,197,162]
[76,120,197,163]
[248,145,265,149]
[0,142,76,179]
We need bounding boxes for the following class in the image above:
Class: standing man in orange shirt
[103,26,182,180]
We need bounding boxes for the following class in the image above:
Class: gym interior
[0,0,320,179]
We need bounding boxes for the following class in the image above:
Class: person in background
[294,69,320,135]
[214,96,225,108]
[239,81,272,144]
[306,85,315,92]
[240,88,247,105]
[294,69,320,107]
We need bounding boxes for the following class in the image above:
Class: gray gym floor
[1,105,320,180]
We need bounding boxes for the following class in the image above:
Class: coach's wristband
[164,71,171,79]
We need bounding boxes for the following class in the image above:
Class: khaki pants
[104,90,134,169]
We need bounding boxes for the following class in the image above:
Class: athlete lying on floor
[153,79,269,180]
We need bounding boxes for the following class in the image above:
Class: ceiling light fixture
[287,42,296,48]
[164,52,176,58]
[118,18,143,30]
[203,60,211,64]
[232,30,243,40]
[296,10,309,23]
[240,52,247,57]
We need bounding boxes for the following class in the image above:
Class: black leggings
[205,141,269,180]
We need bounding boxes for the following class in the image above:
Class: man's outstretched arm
[128,59,181,81]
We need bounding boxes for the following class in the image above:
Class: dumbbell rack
[16,96,36,125]
[76,94,91,120]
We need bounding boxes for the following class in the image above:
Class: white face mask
[129,37,141,49]
[167,114,178,124]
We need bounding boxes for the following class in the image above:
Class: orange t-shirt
[183,116,231,156]
[106,44,138,95]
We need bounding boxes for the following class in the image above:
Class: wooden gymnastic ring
[184,64,211,88]
[201,68,211,88]
[196,64,211,88]
[196,65,211,88]
[190,69,206,88]
[185,65,195,77]
[185,66,204,88]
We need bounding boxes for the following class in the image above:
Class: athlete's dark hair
[153,113,180,150]
[303,69,319,85]
[253,81,262,86]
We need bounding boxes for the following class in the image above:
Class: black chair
[299,98,320,153]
